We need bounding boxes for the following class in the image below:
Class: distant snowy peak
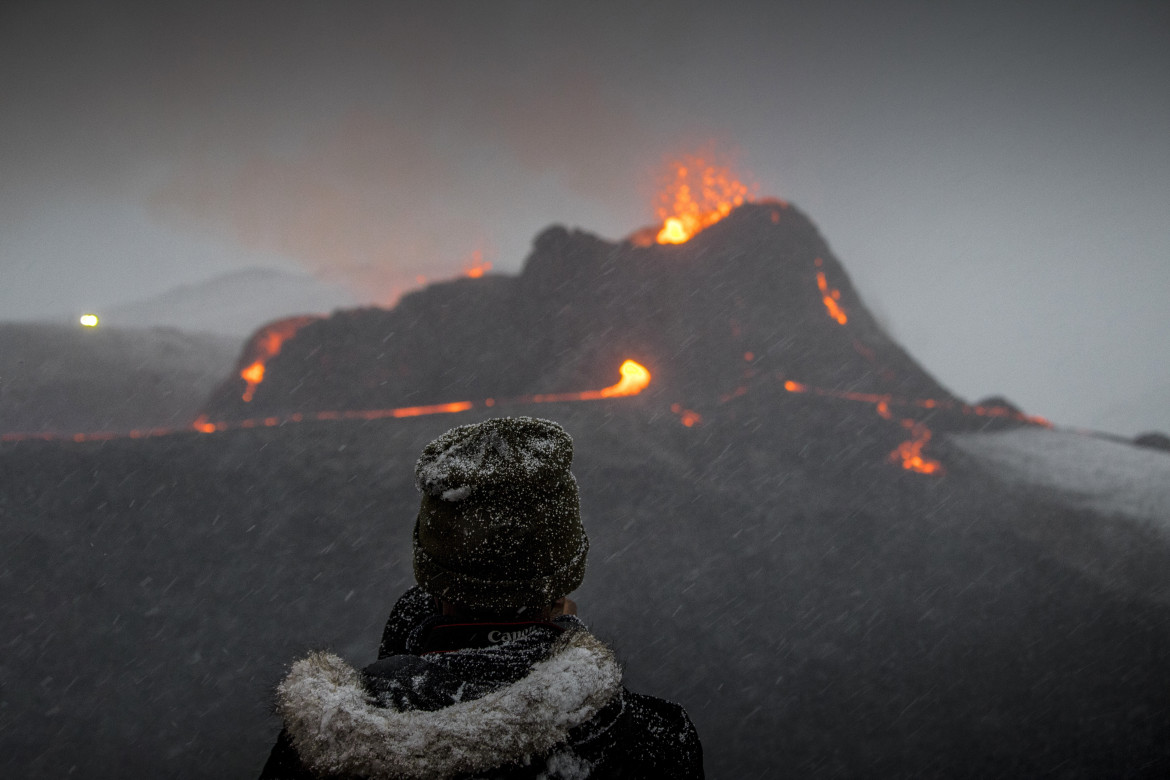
[101,268,358,337]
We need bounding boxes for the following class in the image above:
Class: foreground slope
[2,403,1168,778]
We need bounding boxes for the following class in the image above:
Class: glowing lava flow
[464,249,492,279]
[781,380,1036,475]
[240,317,318,402]
[814,258,848,325]
[645,153,755,245]
[780,377,1052,474]
[780,380,1049,426]
[193,359,650,435]
[889,420,941,475]
[782,380,943,474]
[0,361,653,444]
[521,359,652,404]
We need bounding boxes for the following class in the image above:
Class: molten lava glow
[192,415,217,434]
[365,402,475,419]
[670,403,702,427]
[464,250,492,279]
[525,359,652,403]
[0,360,653,444]
[782,378,944,474]
[889,421,942,474]
[240,368,263,402]
[658,218,689,244]
[79,314,99,327]
[602,360,652,397]
[240,317,317,402]
[814,259,848,325]
[652,154,755,244]
[241,361,265,388]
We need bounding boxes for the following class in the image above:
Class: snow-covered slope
[951,428,1170,529]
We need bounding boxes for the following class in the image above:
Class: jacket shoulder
[568,689,702,778]
[378,585,438,658]
[617,690,704,777]
[258,728,314,780]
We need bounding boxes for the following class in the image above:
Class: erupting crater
[629,152,765,247]
[652,154,756,245]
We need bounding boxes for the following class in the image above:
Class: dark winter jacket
[260,587,703,779]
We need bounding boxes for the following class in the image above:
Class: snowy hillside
[952,428,1170,529]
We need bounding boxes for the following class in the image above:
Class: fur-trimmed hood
[275,629,623,779]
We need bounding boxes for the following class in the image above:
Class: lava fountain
[631,151,758,246]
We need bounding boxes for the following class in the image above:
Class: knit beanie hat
[412,417,588,610]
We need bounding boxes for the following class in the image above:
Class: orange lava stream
[784,379,943,474]
[814,258,848,325]
[240,362,266,399]
[889,420,942,474]
[240,317,317,402]
[780,377,1048,427]
[780,377,1049,475]
[521,359,652,403]
[3,361,652,443]
[204,359,650,435]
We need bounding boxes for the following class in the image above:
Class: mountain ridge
[100,267,356,337]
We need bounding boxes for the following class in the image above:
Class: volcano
[204,203,957,421]
[199,202,1038,475]
[2,203,1168,778]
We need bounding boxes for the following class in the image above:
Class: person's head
[412,417,588,616]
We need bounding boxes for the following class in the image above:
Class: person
[260,416,703,779]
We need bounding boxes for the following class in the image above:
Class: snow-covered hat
[412,417,587,610]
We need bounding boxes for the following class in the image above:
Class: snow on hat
[412,417,587,610]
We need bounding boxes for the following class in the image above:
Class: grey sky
[2,1,1167,434]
